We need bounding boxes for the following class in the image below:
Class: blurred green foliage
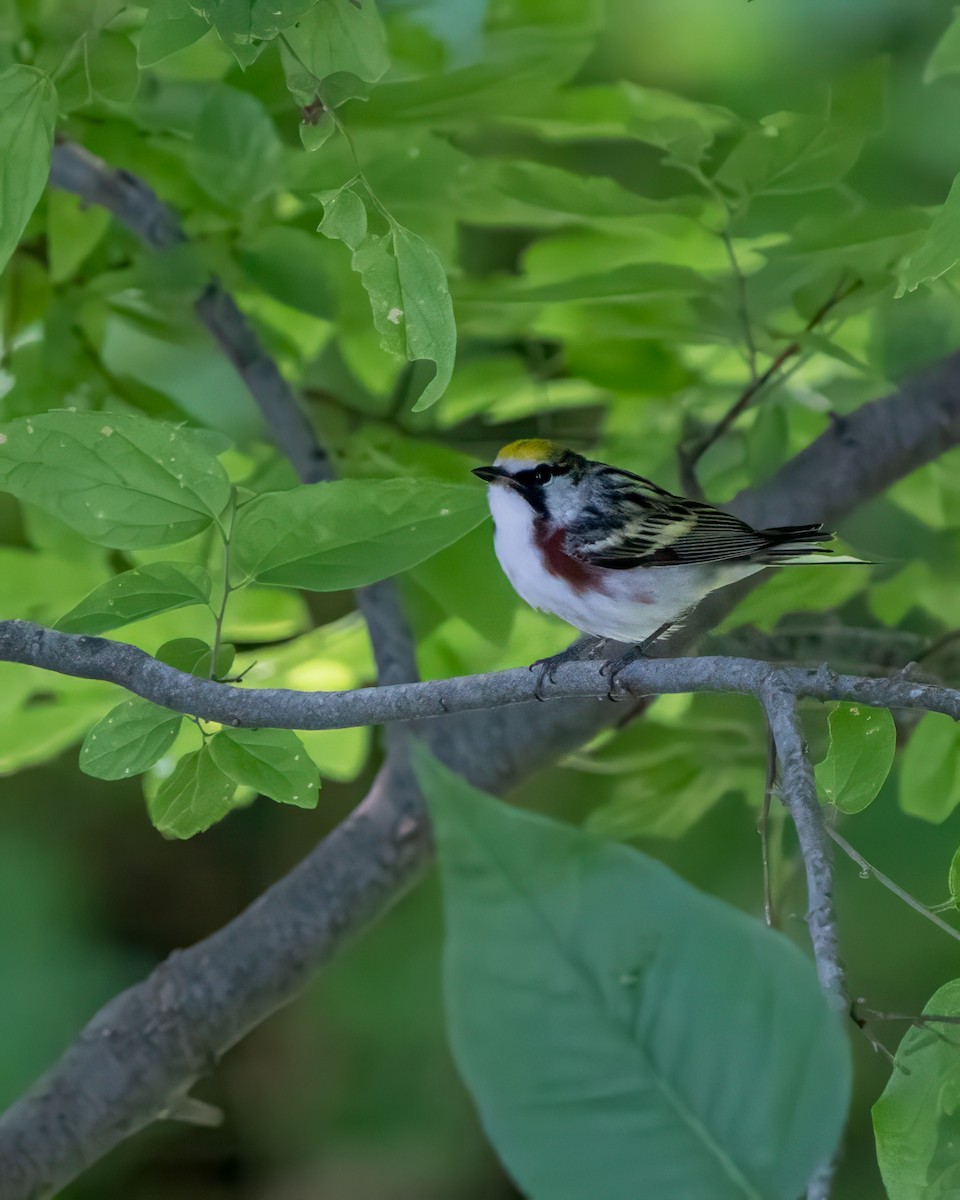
[3,0,960,1195]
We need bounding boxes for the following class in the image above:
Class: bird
[471,438,859,696]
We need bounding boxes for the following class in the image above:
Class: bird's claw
[599,647,645,700]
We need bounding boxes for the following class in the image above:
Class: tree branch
[1,620,959,733]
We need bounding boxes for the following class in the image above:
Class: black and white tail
[756,523,864,565]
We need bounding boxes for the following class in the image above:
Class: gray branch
[1,620,958,733]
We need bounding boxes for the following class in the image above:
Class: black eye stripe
[514,464,553,486]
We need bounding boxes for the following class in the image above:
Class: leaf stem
[210,493,237,682]
[827,825,960,945]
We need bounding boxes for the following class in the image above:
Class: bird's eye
[516,465,553,487]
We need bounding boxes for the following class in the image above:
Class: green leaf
[0,411,232,549]
[814,703,896,814]
[189,0,316,63]
[233,477,486,590]
[190,87,284,208]
[0,66,58,277]
[317,185,367,250]
[148,745,239,838]
[282,0,388,88]
[715,113,863,198]
[137,0,210,67]
[898,172,960,294]
[86,30,140,102]
[46,191,112,284]
[79,698,183,780]
[415,748,850,1200]
[209,728,320,807]
[156,637,235,679]
[873,978,960,1198]
[899,713,960,823]
[948,846,960,908]
[924,8,960,84]
[319,184,457,410]
[55,563,212,635]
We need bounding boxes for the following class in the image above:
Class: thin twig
[720,225,759,384]
[827,826,960,945]
[680,276,863,490]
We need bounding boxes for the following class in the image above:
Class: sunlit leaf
[715,112,863,198]
[80,698,183,780]
[0,412,232,549]
[232,478,487,589]
[148,745,238,838]
[56,563,212,635]
[815,703,896,814]
[319,183,457,410]
[209,727,320,807]
[0,66,57,276]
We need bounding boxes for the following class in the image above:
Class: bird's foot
[599,623,675,699]
[530,637,607,701]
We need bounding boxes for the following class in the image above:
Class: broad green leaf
[282,0,388,88]
[79,698,183,780]
[156,637,235,680]
[148,745,238,838]
[319,185,457,410]
[0,411,232,549]
[233,478,487,589]
[899,714,960,823]
[236,226,335,318]
[209,728,320,807]
[0,66,57,276]
[190,87,284,209]
[189,0,316,63]
[0,681,116,774]
[416,748,850,1200]
[873,978,960,1198]
[137,0,210,66]
[898,172,960,294]
[715,113,863,198]
[814,703,896,814]
[924,8,960,84]
[317,185,368,249]
[56,563,212,635]
[86,30,140,102]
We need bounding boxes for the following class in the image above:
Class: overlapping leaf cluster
[4,0,960,1192]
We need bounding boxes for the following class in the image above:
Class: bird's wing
[566,473,823,568]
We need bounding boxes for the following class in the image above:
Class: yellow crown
[496,438,556,463]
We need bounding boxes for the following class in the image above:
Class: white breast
[486,485,761,643]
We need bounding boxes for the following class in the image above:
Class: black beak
[472,465,506,483]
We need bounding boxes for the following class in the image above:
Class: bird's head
[472,440,587,521]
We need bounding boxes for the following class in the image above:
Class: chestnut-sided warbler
[472,439,856,690]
